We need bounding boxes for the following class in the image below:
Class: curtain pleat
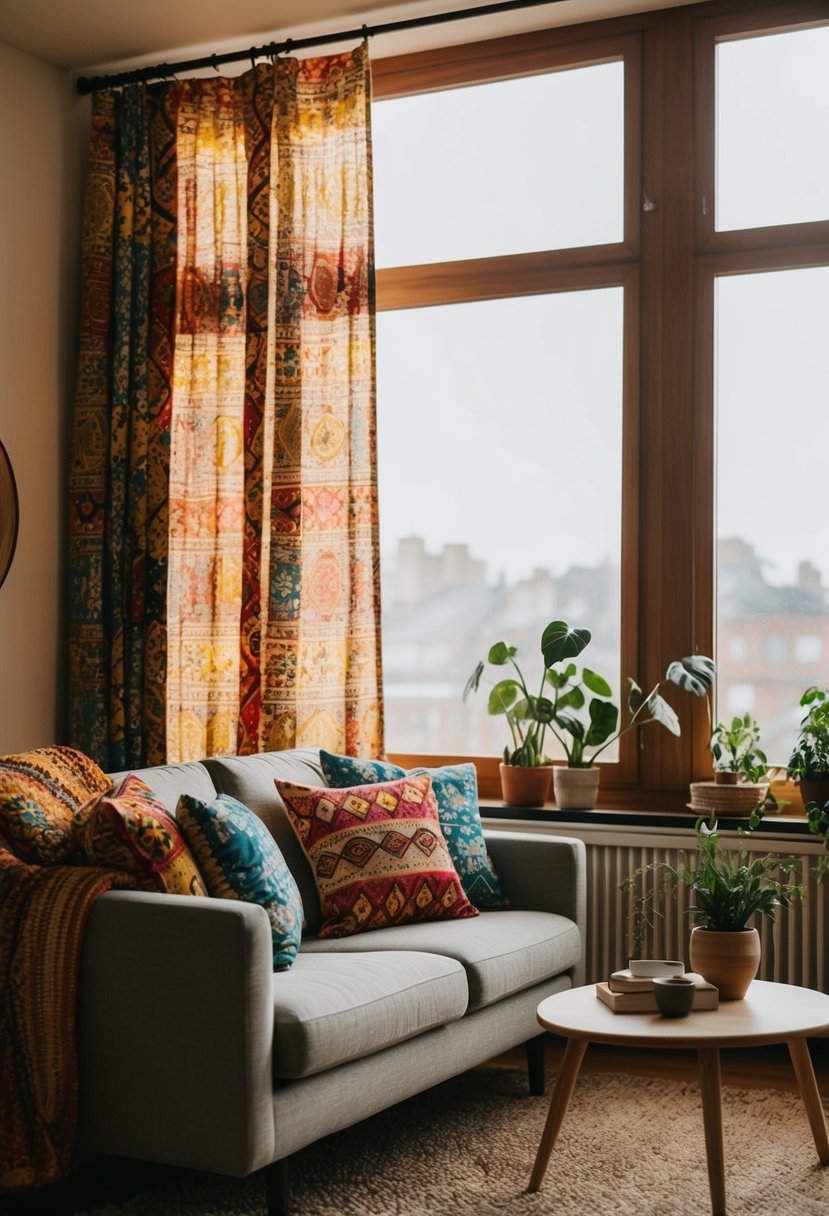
[69,46,384,769]
[69,92,118,766]
[259,48,382,757]
[166,81,248,763]
[141,90,179,765]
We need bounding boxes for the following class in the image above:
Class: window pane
[716,26,829,232]
[373,62,624,268]
[715,268,829,764]
[377,288,624,758]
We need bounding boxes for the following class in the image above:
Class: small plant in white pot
[540,621,714,809]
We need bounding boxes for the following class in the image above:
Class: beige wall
[0,42,83,752]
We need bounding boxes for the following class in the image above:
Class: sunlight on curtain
[166,80,247,762]
[68,46,382,768]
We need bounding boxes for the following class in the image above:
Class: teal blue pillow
[319,752,508,910]
[177,793,303,970]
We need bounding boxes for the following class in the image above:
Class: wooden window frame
[373,0,829,813]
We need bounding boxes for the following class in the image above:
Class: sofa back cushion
[107,761,218,819]
[204,750,326,931]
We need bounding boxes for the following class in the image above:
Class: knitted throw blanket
[0,860,134,1191]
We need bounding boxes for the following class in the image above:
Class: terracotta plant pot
[499,763,552,808]
[688,926,761,1000]
[714,770,740,785]
[552,766,600,811]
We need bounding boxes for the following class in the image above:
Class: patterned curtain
[68,46,383,768]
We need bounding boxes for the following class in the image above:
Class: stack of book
[596,962,719,1013]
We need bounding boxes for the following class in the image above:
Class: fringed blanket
[0,859,135,1191]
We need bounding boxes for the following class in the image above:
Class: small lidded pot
[653,976,696,1018]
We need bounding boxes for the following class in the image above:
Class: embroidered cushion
[0,745,111,864]
[319,752,508,910]
[76,774,207,896]
[177,793,304,971]
[276,773,479,940]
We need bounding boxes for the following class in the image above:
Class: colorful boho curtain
[69,47,383,769]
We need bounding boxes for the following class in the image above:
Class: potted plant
[620,810,804,999]
[788,687,829,810]
[465,621,713,809]
[689,713,781,818]
[539,621,713,809]
[463,638,556,806]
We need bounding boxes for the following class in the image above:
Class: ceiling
[0,0,699,77]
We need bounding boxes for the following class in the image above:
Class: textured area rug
[9,1068,829,1216]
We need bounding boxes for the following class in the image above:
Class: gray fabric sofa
[76,748,586,1215]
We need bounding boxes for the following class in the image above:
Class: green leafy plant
[463,638,555,767]
[788,687,829,781]
[540,622,713,768]
[709,713,768,781]
[805,798,829,883]
[464,620,714,769]
[620,811,804,956]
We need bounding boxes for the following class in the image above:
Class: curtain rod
[75,0,570,94]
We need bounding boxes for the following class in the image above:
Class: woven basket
[688,780,769,818]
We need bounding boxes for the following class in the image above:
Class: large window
[373,1,829,807]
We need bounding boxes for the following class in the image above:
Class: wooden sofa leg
[265,1157,290,1216]
[526,1033,546,1096]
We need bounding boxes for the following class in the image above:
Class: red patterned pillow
[0,745,111,864]
[75,774,207,896]
[275,773,479,939]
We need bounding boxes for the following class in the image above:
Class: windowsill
[479,801,814,837]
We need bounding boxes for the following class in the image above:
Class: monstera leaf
[585,699,619,747]
[541,621,591,668]
[646,692,681,735]
[666,655,715,698]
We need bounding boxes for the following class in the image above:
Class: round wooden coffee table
[529,980,829,1216]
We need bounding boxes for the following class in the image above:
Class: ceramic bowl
[653,976,696,1018]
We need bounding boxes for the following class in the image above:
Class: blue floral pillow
[177,793,304,970]
[319,752,508,910]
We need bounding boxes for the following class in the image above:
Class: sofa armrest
[78,890,275,1176]
[484,830,586,982]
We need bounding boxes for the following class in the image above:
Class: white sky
[372,27,829,587]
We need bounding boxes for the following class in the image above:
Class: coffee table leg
[697,1046,726,1216]
[527,1037,587,1193]
[788,1038,829,1165]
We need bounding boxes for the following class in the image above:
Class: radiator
[490,819,828,992]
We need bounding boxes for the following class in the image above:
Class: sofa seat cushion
[273,949,468,1079]
[301,910,580,1012]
